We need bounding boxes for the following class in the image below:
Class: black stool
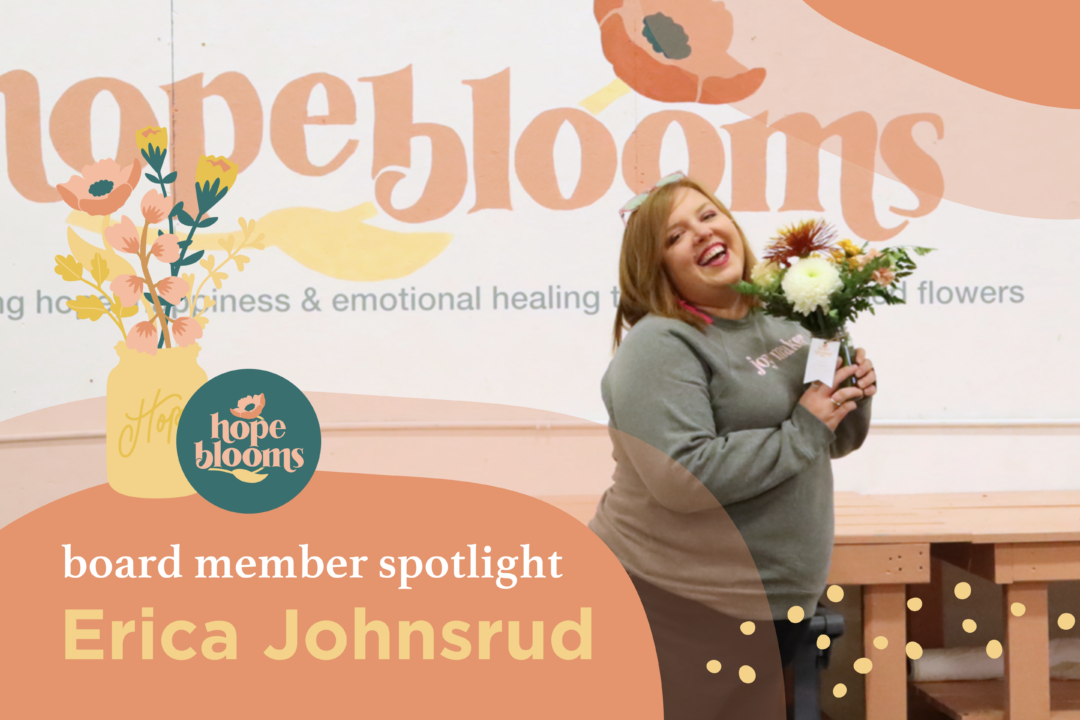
[791,604,845,720]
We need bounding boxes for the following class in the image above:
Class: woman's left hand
[853,348,877,398]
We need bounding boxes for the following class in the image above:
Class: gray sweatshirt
[588,311,871,621]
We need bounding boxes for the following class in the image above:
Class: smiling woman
[590,174,878,718]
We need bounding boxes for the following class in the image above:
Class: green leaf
[67,295,107,321]
[54,254,83,282]
[144,172,161,184]
[198,216,218,228]
[912,247,935,256]
[176,209,196,227]
[90,253,109,286]
[177,250,205,267]
[161,171,178,184]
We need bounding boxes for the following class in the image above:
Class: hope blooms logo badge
[177,369,321,513]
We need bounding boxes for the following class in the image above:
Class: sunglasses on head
[618,171,686,226]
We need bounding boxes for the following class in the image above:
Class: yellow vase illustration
[106,341,208,498]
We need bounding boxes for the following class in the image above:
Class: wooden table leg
[863,584,907,720]
[1004,581,1049,720]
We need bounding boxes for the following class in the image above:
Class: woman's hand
[800,364,864,431]
[852,347,877,398]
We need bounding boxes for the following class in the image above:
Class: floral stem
[139,221,172,349]
[157,180,175,236]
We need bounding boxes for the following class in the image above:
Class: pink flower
[150,234,180,263]
[171,317,204,347]
[854,248,882,270]
[111,275,146,306]
[127,321,159,355]
[56,159,141,217]
[155,276,189,305]
[141,189,171,224]
[872,267,897,286]
[104,216,141,254]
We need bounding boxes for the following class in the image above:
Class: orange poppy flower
[595,0,765,104]
[56,159,142,217]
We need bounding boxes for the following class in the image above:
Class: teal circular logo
[177,369,321,513]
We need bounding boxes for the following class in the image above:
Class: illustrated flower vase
[106,341,207,497]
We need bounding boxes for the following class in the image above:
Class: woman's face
[662,188,746,309]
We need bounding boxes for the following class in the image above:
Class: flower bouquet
[52,126,264,498]
[735,219,931,385]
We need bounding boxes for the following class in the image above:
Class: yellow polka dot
[833,683,848,698]
[817,634,831,650]
[706,659,722,674]
[873,636,888,650]
[739,665,756,683]
[854,657,873,674]
[963,619,977,633]
[1059,613,1076,631]
[954,582,972,600]
[740,621,756,635]
[1011,602,1026,617]
[788,606,805,623]
[906,642,924,660]
[987,640,1003,659]
[827,585,844,603]
[907,597,923,612]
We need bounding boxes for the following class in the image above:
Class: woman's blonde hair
[613,176,758,347]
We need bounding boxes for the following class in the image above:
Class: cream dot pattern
[873,636,888,650]
[706,660,722,674]
[954,582,972,600]
[740,621,755,636]
[854,658,873,674]
[1011,602,1026,617]
[739,665,756,683]
[788,606,805,623]
[1060,613,1076,631]
[907,597,923,612]
[833,683,848,698]
[906,642,924,660]
[987,640,1003,659]
[817,634,831,650]
[963,619,977,633]
[827,585,844,603]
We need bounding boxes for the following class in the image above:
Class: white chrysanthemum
[750,260,783,290]
[781,257,843,314]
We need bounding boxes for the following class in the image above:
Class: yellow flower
[828,249,846,263]
[136,126,168,155]
[196,155,239,192]
[838,238,862,258]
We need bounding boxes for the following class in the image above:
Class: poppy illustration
[230,393,266,420]
[594,0,765,104]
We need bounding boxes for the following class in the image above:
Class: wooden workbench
[540,491,1080,720]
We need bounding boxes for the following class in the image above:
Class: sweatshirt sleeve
[831,396,872,459]
[609,322,836,511]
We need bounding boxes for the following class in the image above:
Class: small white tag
[803,338,842,386]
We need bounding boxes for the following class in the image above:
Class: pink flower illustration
[156,276,189,305]
[150,234,180,263]
[127,321,159,355]
[104,216,141,254]
[872,267,897,286]
[111,275,146,306]
[56,159,141,217]
[171,317,204,347]
[141,189,171,224]
[230,393,266,419]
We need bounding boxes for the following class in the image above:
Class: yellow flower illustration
[197,155,239,192]
[136,126,168,155]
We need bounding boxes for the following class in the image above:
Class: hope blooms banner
[0,0,1075,427]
